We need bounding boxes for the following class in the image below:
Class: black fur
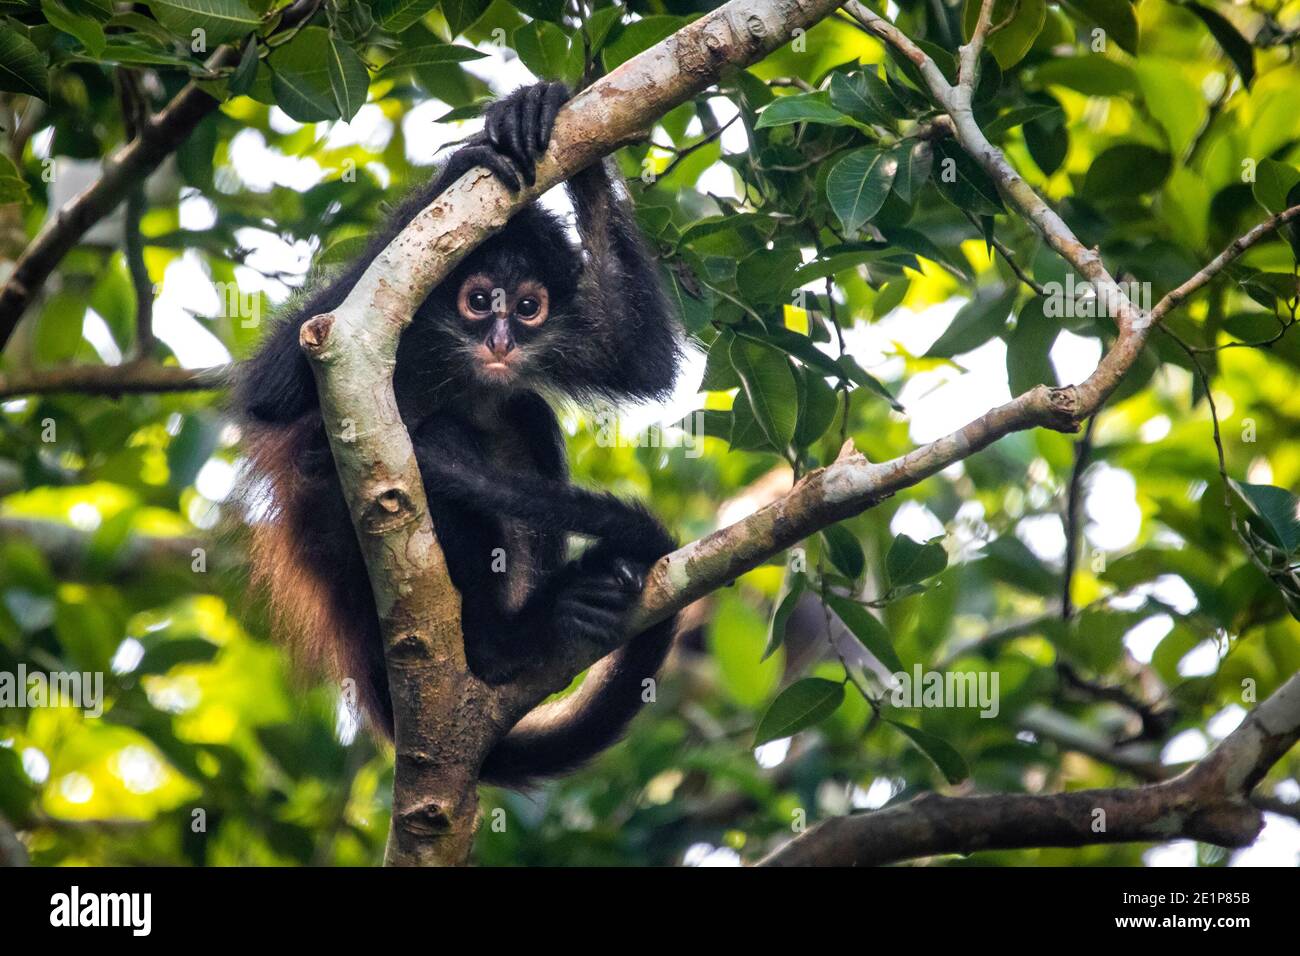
[238,83,682,786]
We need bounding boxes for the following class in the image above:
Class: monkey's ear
[239,321,318,423]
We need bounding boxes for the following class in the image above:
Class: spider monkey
[237,82,682,786]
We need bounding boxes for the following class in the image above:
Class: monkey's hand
[439,82,570,193]
[551,542,651,651]
[468,544,646,685]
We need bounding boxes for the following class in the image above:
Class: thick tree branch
[761,671,1300,865]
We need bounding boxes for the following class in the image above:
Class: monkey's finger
[520,84,545,166]
[493,99,534,187]
[484,103,505,155]
[447,144,521,192]
[611,559,645,592]
[539,82,568,153]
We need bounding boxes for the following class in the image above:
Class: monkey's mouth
[475,358,521,385]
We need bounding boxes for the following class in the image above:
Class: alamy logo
[0,666,103,717]
[1042,273,1152,319]
[50,886,152,936]
[886,665,1001,718]
[592,410,705,458]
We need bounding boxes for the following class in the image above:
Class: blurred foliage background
[1,0,1299,866]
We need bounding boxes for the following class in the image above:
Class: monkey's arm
[239,84,569,424]
[412,416,674,564]
[413,415,666,682]
[564,160,679,400]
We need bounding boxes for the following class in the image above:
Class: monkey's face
[453,272,552,388]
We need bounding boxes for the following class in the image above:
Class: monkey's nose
[487,322,514,358]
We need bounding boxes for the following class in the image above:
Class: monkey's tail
[478,614,677,787]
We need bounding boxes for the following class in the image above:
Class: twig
[962,209,1046,295]
[657,114,740,180]
[1060,415,1096,620]
[116,68,155,359]
[0,361,230,400]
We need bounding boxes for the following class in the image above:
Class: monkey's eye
[467,291,491,313]
[516,297,540,318]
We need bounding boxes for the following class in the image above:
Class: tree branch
[0,516,214,580]
[0,362,230,400]
[761,670,1300,865]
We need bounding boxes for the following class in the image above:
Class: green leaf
[1252,158,1300,215]
[370,0,437,32]
[1083,143,1171,198]
[0,25,48,100]
[824,593,904,674]
[728,390,770,453]
[228,35,259,95]
[1185,2,1254,87]
[926,285,1016,358]
[1230,481,1300,553]
[886,534,948,589]
[889,139,933,204]
[42,0,106,55]
[602,15,680,71]
[1059,0,1139,56]
[107,11,181,46]
[983,102,1063,138]
[145,0,259,46]
[137,638,220,676]
[98,40,197,66]
[513,20,569,81]
[510,0,564,22]
[326,34,369,121]
[885,719,970,783]
[441,0,490,36]
[376,43,485,78]
[754,92,854,129]
[729,335,798,453]
[34,291,87,364]
[793,366,838,449]
[1024,114,1068,176]
[0,175,29,205]
[829,70,906,125]
[1007,295,1059,396]
[982,534,1059,596]
[709,590,783,709]
[660,261,712,333]
[826,148,898,235]
[838,354,904,411]
[763,571,806,660]
[961,0,1046,69]
[583,5,622,52]
[269,27,339,122]
[1032,55,1136,97]
[822,523,865,579]
[753,678,844,746]
[319,235,369,265]
[932,140,1004,215]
